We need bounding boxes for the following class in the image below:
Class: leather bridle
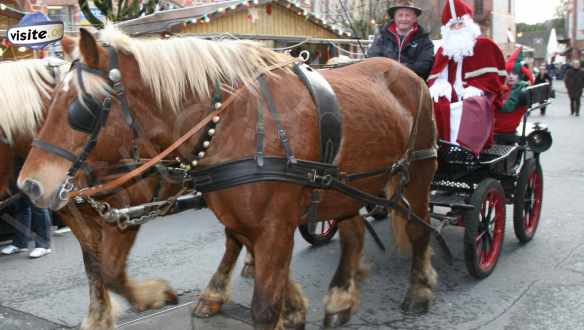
[31,44,141,200]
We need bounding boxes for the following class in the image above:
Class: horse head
[18,26,288,209]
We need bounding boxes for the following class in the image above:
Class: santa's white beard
[441,15,481,63]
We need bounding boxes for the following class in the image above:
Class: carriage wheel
[513,159,543,243]
[298,220,338,246]
[464,179,506,279]
[365,204,388,221]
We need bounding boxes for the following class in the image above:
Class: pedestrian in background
[564,60,584,116]
[1,158,52,258]
[366,0,434,80]
[535,64,553,115]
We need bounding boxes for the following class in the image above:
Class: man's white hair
[441,14,481,63]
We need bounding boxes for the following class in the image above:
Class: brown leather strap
[71,88,243,198]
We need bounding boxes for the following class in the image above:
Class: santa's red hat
[442,0,473,24]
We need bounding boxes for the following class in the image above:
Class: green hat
[387,0,422,18]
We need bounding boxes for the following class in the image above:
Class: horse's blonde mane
[78,25,291,113]
[0,58,67,144]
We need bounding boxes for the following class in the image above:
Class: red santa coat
[428,37,506,154]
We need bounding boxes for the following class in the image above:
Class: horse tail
[387,77,435,255]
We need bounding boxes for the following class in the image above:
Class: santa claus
[428,0,506,154]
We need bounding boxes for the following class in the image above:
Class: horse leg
[323,216,366,328]
[63,207,118,330]
[251,224,296,330]
[388,161,437,315]
[99,225,178,312]
[80,249,119,330]
[241,247,256,278]
[193,229,244,318]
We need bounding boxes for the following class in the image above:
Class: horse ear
[79,28,99,67]
[60,35,77,62]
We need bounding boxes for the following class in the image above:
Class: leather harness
[31,46,451,261]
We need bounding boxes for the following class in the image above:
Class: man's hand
[462,86,484,99]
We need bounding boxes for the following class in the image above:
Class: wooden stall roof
[0,3,24,42]
[0,2,25,21]
[117,0,351,39]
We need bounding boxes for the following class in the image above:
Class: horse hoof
[323,308,352,328]
[400,296,430,316]
[192,299,222,318]
[241,264,255,278]
[283,312,306,329]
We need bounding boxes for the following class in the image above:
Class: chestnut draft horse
[0,54,184,328]
[18,26,438,329]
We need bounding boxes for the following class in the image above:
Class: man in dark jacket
[366,0,434,80]
[535,64,553,115]
[564,60,584,116]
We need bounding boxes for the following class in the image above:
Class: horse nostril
[22,179,43,199]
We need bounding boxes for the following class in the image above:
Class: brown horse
[0,53,183,329]
[18,26,438,329]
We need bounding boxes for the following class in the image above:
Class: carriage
[299,82,553,280]
[9,27,556,327]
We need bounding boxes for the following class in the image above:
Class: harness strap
[255,96,265,167]
[189,156,452,263]
[189,79,223,164]
[258,76,296,164]
[33,139,78,163]
[105,46,140,160]
[327,176,452,263]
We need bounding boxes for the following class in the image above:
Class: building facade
[428,0,515,53]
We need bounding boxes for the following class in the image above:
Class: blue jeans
[11,194,52,249]
[8,158,52,249]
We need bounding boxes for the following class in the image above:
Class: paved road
[1,85,583,330]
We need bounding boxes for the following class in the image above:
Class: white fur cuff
[462,86,484,99]
[430,79,453,102]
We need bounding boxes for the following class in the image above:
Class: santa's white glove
[429,79,452,103]
[462,86,484,100]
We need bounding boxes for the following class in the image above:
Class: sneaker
[1,245,29,255]
[29,248,51,258]
[54,227,71,235]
